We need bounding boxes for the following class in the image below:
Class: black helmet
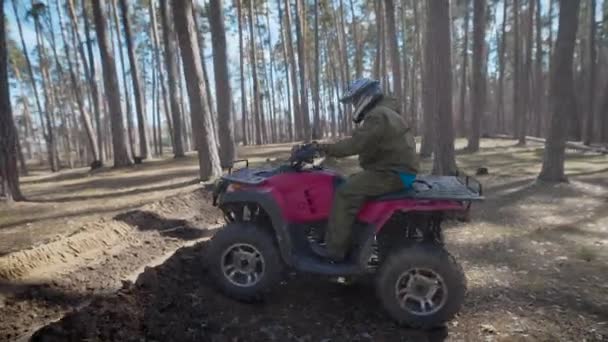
[340,78,383,123]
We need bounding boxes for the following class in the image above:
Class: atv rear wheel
[376,243,466,328]
[207,222,283,301]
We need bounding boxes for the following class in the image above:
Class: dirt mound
[0,189,217,281]
[0,188,222,341]
[31,242,450,342]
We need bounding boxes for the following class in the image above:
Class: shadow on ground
[114,210,212,240]
[30,242,449,342]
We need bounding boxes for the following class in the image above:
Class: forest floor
[1,139,607,341]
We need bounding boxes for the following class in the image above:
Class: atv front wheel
[207,222,283,301]
[376,243,466,328]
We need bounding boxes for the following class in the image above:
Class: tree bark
[237,0,248,145]
[583,0,596,145]
[159,1,186,157]
[283,0,301,140]
[57,0,99,164]
[247,0,262,145]
[539,0,581,182]
[313,0,321,139]
[467,0,486,152]
[118,0,149,159]
[208,0,236,167]
[497,0,508,134]
[81,0,105,162]
[458,0,470,137]
[534,0,544,137]
[0,0,24,201]
[425,0,458,175]
[277,0,293,141]
[91,0,132,167]
[384,0,404,117]
[513,0,525,144]
[172,0,222,180]
[295,0,311,141]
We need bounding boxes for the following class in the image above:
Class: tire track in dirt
[0,188,221,342]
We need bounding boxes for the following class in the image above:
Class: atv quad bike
[209,145,483,328]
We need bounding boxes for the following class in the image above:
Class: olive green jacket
[322,97,419,174]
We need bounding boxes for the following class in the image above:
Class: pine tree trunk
[236,0,248,145]
[118,0,149,159]
[247,0,263,145]
[583,0,596,145]
[81,0,105,163]
[497,0,508,134]
[159,1,186,157]
[521,0,534,143]
[467,0,486,152]
[539,0,581,182]
[172,0,222,180]
[295,0,311,141]
[425,0,458,175]
[0,0,24,201]
[57,0,99,164]
[208,0,236,167]
[32,11,59,172]
[458,0,470,138]
[110,0,136,159]
[91,0,132,167]
[312,0,322,139]
[384,0,404,116]
[283,0,302,140]
[534,0,544,137]
[277,0,293,141]
[513,0,525,144]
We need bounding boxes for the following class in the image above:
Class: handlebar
[289,143,319,169]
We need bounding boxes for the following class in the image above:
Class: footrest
[293,255,362,276]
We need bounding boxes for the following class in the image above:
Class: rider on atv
[311,78,420,261]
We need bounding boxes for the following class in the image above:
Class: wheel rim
[395,268,447,316]
[221,243,265,288]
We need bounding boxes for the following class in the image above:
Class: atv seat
[374,176,483,202]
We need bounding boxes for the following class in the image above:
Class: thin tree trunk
[283,0,301,140]
[80,0,104,163]
[384,0,403,116]
[32,9,59,172]
[118,0,149,159]
[467,0,486,152]
[159,1,186,157]
[539,0,581,182]
[57,0,99,164]
[521,0,534,142]
[277,0,293,141]
[110,0,136,159]
[458,0,470,137]
[172,0,221,180]
[425,0,458,175]
[237,0,248,145]
[208,0,236,167]
[497,0,508,134]
[312,0,321,139]
[534,0,544,137]
[584,0,596,145]
[513,0,525,144]
[248,0,263,145]
[295,0,311,141]
[91,0,132,167]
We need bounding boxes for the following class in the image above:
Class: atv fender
[219,190,294,265]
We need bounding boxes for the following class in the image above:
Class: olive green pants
[325,170,404,259]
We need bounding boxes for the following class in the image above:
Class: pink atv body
[209,150,483,328]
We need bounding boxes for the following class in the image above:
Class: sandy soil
[1,140,607,341]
